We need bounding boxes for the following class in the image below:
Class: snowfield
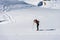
[0,7,60,40]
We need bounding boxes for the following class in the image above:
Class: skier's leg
[37,24,39,31]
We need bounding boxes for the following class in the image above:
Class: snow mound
[0,1,35,12]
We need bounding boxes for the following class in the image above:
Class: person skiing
[33,19,39,31]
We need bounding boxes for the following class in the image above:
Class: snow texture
[0,1,35,12]
[0,0,60,40]
[0,7,60,40]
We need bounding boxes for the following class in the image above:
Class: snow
[0,1,35,12]
[0,7,60,40]
[24,0,41,5]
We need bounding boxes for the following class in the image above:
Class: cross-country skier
[33,19,39,31]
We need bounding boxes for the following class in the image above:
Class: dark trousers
[37,24,39,31]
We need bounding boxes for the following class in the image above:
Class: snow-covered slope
[0,7,60,40]
[24,0,41,5]
[38,1,60,9]
[0,1,35,12]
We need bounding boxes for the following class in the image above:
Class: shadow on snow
[39,29,56,31]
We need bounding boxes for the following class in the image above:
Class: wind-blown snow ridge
[0,1,35,12]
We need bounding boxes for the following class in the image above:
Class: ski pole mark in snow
[0,11,14,24]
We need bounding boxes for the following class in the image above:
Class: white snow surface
[0,7,60,40]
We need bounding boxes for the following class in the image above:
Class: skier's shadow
[39,29,55,31]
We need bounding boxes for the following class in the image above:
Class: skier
[33,19,40,31]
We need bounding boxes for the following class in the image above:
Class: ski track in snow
[0,7,60,40]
